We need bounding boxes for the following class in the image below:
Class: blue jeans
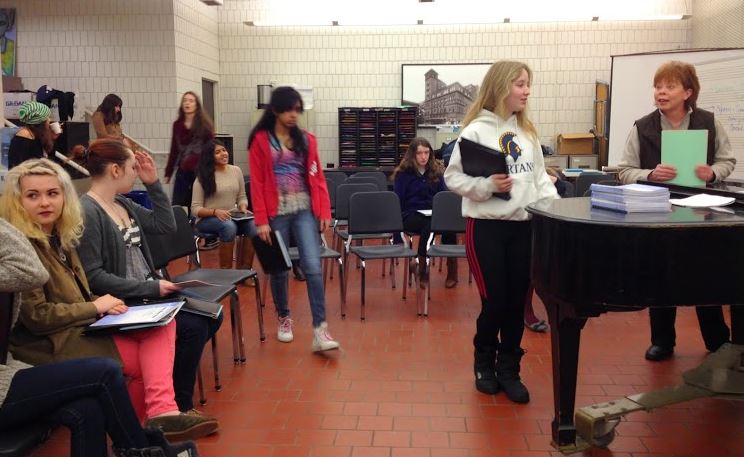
[196,217,256,242]
[0,357,148,457]
[269,209,326,327]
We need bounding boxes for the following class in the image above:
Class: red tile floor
[30,252,742,457]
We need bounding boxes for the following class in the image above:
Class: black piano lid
[527,197,744,228]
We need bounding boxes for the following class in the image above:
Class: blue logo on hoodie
[499,132,521,162]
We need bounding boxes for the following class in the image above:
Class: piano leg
[546,299,587,449]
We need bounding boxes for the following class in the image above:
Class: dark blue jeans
[0,357,148,457]
[269,209,326,327]
[173,311,223,411]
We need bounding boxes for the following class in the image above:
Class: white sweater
[444,109,558,220]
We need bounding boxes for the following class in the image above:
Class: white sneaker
[312,322,340,352]
[277,316,294,343]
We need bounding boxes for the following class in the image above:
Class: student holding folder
[444,61,557,403]
[617,61,737,361]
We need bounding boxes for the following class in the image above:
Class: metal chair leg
[338,258,347,319]
[211,336,221,391]
[196,363,207,405]
[254,274,266,342]
[230,291,246,363]
[360,260,366,321]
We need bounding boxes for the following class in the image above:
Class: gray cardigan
[0,218,50,408]
[78,180,176,299]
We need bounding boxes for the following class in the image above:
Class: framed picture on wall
[401,63,490,126]
[0,9,17,76]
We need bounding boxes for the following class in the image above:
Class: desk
[527,197,744,449]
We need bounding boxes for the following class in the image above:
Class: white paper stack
[590,183,672,213]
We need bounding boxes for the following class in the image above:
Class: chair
[148,207,266,351]
[575,173,620,197]
[350,171,389,191]
[421,191,469,316]
[324,170,347,188]
[344,175,386,191]
[331,182,377,257]
[0,292,55,457]
[346,191,419,320]
[562,180,576,198]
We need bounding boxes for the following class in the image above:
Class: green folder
[661,130,707,187]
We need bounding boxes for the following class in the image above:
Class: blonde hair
[0,159,83,250]
[462,60,538,142]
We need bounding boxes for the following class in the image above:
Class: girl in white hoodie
[444,61,558,403]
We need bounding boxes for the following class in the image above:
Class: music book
[230,209,254,221]
[458,137,511,200]
[173,280,220,288]
[252,230,292,274]
[85,300,184,333]
[180,297,223,319]
[661,130,707,187]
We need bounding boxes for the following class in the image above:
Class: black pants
[0,358,148,457]
[171,169,195,209]
[403,212,457,258]
[649,306,731,351]
[173,311,223,411]
[466,218,531,352]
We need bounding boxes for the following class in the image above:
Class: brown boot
[417,255,428,289]
[238,238,255,270]
[445,258,458,288]
[218,240,235,269]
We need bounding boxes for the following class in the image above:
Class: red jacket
[248,130,331,226]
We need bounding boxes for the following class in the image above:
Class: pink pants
[113,320,178,421]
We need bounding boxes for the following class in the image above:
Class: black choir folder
[252,230,292,274]
[458,137,511,201]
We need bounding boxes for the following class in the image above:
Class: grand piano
[527,181,744,451]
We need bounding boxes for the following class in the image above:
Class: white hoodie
[444,109,558,220]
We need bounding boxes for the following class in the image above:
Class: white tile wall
[218,0,692,168]
[692,0,744,48]
[0,0,178,159]
[8,0,740,174]
[173,0,220,108]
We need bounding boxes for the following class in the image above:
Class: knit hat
[19,101,51,125]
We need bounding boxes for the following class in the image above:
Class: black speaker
[54,121,89,156]
[216,134,234,164]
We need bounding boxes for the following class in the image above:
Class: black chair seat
[426,244,466,258]
[351,244,416,260]
[0,422,54,457]
[173,268,255,286]
[288,246,341,261]
[174,282,236,303]
[337,230,392,241]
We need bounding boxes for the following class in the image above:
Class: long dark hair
[178,91,214,141]
[26,123,54,154]
[96,93,123,125]
[247,86,307,160]
[196,139,225,199]
[392,137,443,183]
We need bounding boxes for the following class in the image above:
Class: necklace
[89,190,129,228]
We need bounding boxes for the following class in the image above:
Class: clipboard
[458,137,511,200]
[85,300,184,333]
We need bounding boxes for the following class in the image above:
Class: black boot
[114,427,199,457]
[496,348,530,404]
[473,349,500,394]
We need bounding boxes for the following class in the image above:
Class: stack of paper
[590,183,672,213]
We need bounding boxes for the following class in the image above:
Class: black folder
[458,137,511,200]
[252,230,292,274]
